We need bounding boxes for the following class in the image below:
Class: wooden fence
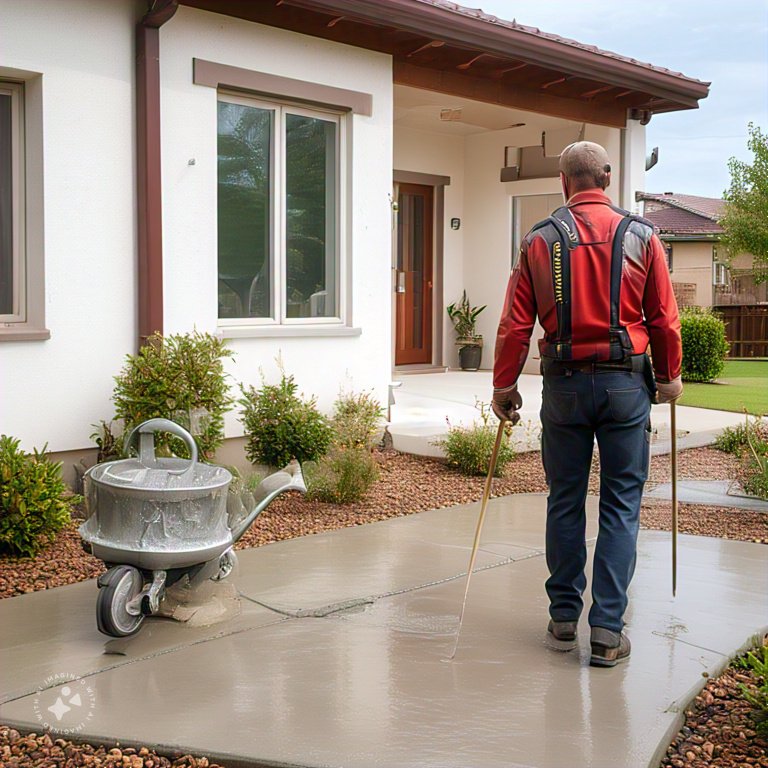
[715,304,768,357]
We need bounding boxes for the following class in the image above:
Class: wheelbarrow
[79,418,305,637]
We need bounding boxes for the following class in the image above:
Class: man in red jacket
[492,141,682,667]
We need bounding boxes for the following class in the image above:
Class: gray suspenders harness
[531,205,645,362]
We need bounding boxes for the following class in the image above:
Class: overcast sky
[477,0,768,199]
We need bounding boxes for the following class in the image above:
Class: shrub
[239,373,333,467]
[436,403,515,477]
[679,307,729,382]
[0,436,79,558]
[331,391,384,449]
[90,420,124,463]
[740,417,768,500]
[736,644,768,735]
[714,418,768,454]
[112,331,234,459]
[305,446,379,504]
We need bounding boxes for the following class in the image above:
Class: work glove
[492,385,522,425]
[655,377,683,404]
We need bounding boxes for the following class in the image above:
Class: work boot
[590,627,631,667]
[546,619,578,651]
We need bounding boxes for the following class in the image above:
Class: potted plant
[447,291,486,371]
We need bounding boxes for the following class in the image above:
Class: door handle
[396,271,406,293]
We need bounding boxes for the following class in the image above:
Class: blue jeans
[540,369,652,633]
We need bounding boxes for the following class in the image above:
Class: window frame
[0,81,26,325]
[216,91,346,329]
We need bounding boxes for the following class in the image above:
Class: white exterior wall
[622,119,647,213]
[0,0,138,453]
[159,7,394,437]
[393,126,464,368]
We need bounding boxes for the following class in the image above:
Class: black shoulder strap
[608,214,643,359]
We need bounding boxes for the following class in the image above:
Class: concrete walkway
[389,371,747,457]
[646,479,768,512]
[1,495,766,768]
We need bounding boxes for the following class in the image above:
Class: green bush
[436,404,515,477]
[679,307,729,383]
[714,418,768,454]
[438,424,515,477]
[305,446,379,504]
[239,373,333,467]
[740,417,768,500]
[0,436,79,558]
[736,644,768,735]
[112,331,234,459]
[331,391,384,449]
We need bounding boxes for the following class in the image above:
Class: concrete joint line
[238,549,549,621]
[238,593,376,618]
[650,630,728,657]
[372,548,547,601]
[0,617,287,707]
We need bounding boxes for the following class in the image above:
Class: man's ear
[559,172,569,203]
[603,166,611,190]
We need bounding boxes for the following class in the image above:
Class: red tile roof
[638,193,725,236]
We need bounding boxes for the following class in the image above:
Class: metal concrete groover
[79,418,305,638]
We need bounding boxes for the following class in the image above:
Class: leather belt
[541,354,647,376]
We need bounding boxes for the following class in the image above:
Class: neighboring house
[0,0,709,463]
[638,192,765,307]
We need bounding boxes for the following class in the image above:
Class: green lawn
[679,360,768,415]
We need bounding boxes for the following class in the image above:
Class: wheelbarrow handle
[124,418,198,473]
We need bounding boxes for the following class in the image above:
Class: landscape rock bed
[0,446,762,600]
[660,656,768,768]
[0,726,223,768]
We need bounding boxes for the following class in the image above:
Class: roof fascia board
[281,0,709,106]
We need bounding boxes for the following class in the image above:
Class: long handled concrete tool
[670,402,678,597]
[447,419,507,661]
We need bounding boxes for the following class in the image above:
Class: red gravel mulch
[660,649,768,768]
[0,446,762,600]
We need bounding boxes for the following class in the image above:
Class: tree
[720,123,768,283]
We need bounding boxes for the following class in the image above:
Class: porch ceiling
[394,84,576,136]
[179,0,709,128]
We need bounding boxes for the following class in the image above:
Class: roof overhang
[178,0,710,128]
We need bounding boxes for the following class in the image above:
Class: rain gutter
[136,0,178,346]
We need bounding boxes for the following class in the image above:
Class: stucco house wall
[670,241,715,307]
[0,0,139,453]
[159,6,394,440]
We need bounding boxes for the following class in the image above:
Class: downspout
[136,0,178,347]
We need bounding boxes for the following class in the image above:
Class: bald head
[559,141,612,193]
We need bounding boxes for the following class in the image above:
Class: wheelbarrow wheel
[212,548,237,581]
[97,565,145,637]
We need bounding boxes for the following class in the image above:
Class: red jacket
[494,189,681,388]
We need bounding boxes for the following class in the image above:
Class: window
[0,75,47,342]
[713,261,729,287]
[0,82,24,323]
[217,94,343,325]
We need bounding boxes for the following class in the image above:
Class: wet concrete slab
[646,479,768,511]
[0,576,285,705]
[233,497,560,614]
[1,495,766,768]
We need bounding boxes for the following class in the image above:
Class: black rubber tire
[96,565,145,637]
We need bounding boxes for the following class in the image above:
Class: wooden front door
[395,183,433,366]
